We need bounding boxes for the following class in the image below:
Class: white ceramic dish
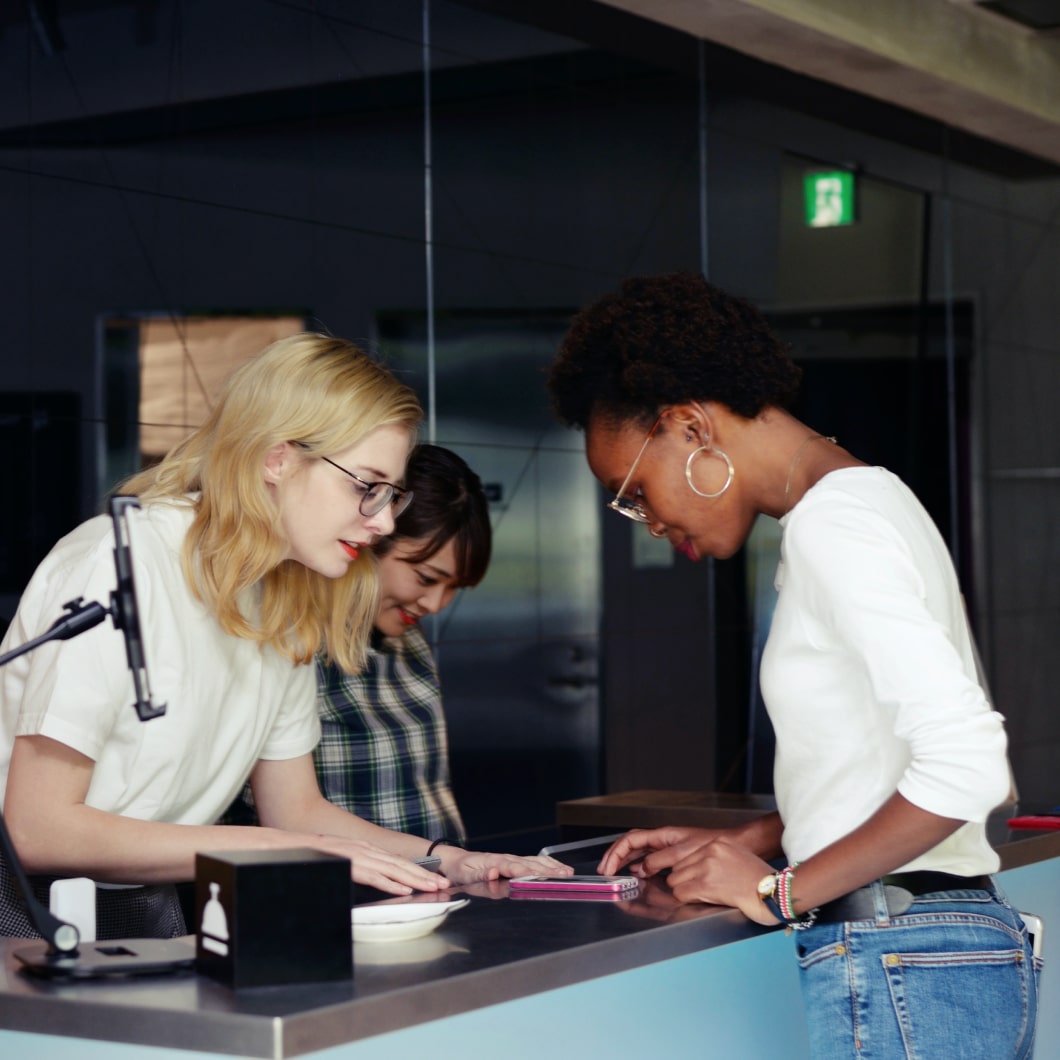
[351,898,470,943]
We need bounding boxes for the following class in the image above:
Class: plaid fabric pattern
[313,627,466,845]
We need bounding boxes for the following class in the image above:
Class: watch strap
[761,891,786,924]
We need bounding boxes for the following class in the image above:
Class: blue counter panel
[310,930,806,1060]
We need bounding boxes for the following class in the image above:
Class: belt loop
[870,879,891,925]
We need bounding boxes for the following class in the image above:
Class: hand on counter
[597,825,779,925]
[434,846,573,885]
[250,757,570,896]
[597,825,723,877]
[597,813,784,881]
[312,835,453,895]
[662,836,777,924]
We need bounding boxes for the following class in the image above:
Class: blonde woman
[0,334,566,940]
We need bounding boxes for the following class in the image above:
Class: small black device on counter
[195,849,353,988]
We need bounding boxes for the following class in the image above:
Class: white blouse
[762,467,1009,876]
[0,500,319,825]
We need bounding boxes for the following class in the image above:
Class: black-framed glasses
[318,454,414,518]
[607,411,666,523]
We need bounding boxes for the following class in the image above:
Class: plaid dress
[312,628,466,845]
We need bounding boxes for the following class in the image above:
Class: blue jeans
[794,879,1040,1059]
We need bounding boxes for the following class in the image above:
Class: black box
[194,848,353,988]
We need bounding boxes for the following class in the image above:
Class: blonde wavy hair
[118,333,423,673]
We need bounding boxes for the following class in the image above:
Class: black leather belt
[814,871,992,924]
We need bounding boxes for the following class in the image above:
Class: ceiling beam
[592,0,1060,167]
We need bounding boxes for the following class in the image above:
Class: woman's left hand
[436,848,574,885]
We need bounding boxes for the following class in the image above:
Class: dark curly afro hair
[547,272,802,430]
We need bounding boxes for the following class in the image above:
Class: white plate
[351,898,470,943]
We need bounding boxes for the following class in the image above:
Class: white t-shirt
[761,467,1009,876]
[0,500,319,825]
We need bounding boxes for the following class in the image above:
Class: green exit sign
[804,170,856,227]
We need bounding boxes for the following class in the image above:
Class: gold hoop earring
[685,445,734,499]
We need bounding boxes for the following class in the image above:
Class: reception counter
[1,804,1058,1059]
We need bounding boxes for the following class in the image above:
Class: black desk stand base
[14,937,196,979]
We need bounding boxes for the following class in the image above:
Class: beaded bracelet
[777,864,818,930]
[776,865,797,921]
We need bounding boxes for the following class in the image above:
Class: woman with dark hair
[546,272,1038,1058]
[313,444,491,845]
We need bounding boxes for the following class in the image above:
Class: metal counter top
[2,821,1058,1059]
[0,874,763,1058]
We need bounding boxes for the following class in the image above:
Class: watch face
[757,873,778,900]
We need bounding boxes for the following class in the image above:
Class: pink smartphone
[508,875,639,893]
[509,888,634,903]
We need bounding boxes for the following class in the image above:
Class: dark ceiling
[2,0,1056,180]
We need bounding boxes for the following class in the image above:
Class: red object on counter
[1007,815,1060,830]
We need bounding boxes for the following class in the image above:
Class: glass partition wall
[3,0,708,847]
[4,0,1058,842]
[398,4,707,841]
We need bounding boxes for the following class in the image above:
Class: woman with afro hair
[547,272,1037,1059]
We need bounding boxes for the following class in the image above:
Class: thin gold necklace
[784,434,837,513]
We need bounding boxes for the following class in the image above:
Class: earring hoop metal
[685,445,734,499]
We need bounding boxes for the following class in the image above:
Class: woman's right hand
[597,826,724,877]
[597,811,784,878]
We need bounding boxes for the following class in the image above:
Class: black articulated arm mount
[108,496,166,722]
